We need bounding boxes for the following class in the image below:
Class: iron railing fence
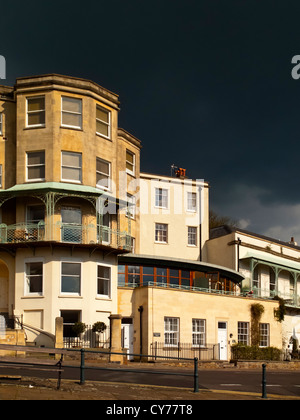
[150,342,220,361]
[0,222,132,251]
[63,324,110,350]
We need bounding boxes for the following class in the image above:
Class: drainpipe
[138,306,143,360]
[237,237,241,272]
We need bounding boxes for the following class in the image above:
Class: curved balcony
[0,222,132,252]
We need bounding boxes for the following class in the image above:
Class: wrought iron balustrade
[0,222,132,251]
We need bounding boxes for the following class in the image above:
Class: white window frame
[187,192,197,212]
[192,319,206,347]
[60,261,82,296]
[96,264,111,298]
[61,96,82,129]
[26,151,46,182]
[259,323,270,347]
[96,105,111,139]
[238,321,250,345]
[126,193,136,219]
[126,150,135,176]
[61,151,82,183]
[0,113,2,135]
[187,226,197,246]
[96,157,111,191]
[164,317,179,346]
[155,223,168,244]
[24,260,44,296]
[26,96,46,128]
[155,188,168,209]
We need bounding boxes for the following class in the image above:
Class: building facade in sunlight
[0,74,140,345]
[0,74,287,361]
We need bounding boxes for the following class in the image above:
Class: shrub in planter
[72,322,87,336]
[92,321,107,333]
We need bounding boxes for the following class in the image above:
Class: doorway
[122,318,134,360]
[61,207,82,243]
[218,321,228,360]
[0,261,9,313]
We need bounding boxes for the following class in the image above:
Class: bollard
[262,363,267,399]
[193,357,199,393]
[80,349,85,385]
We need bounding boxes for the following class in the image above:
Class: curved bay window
[118,264,238,294]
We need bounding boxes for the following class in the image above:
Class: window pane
[28,151,45,165]
[98,266,110,279]
[98,279,109,295]
[28,97,45,112]
[28,166,45,180]
[62,151,81,167]
[62,167,81,181]
[157,267,167,276]
[170,269,179,277]
[28,112,45,126]
[27,262,42,275]
[143,266,154,275]
[61,208,82,224]
[61,276,80,293]
[96,159,109,174]
[96,107,109,123]
[62,97,81,113]
[181,278,190,287]
[126,151,134,164]
[118,273,125,286]
[96,120,109,136]
[128,266,140,274]
[62,112,81,127]
[62,262,81,276]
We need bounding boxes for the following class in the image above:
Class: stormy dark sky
[2,0,300,242]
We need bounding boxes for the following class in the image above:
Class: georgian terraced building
[0,74,141,345]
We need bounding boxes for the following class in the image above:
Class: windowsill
[96,185,112,193]
[96,296,112,301]
[61,179,82,185]
[58,295,83,298]
[126,170,136,178]
[60,125,83,132]
[154,241,168,245]
[25,179,46,183]
[23,125,46,130]
[96,132,112,142]
[22,295,44,299]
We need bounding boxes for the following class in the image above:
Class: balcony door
[61,207,82,243]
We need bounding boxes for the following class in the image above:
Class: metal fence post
[262,363,267,399]
[80,349,85,385]
[193,357,199,393]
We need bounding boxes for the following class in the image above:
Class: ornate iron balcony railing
[0,222,132,252]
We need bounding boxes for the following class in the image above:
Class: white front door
[218,322,228,360]
[122,324,134,360]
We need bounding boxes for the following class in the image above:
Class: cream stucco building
[138,171,209,261]
[207,225,300,353]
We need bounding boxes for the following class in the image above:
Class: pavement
[0,355,300,401]
[0,376,280,400]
